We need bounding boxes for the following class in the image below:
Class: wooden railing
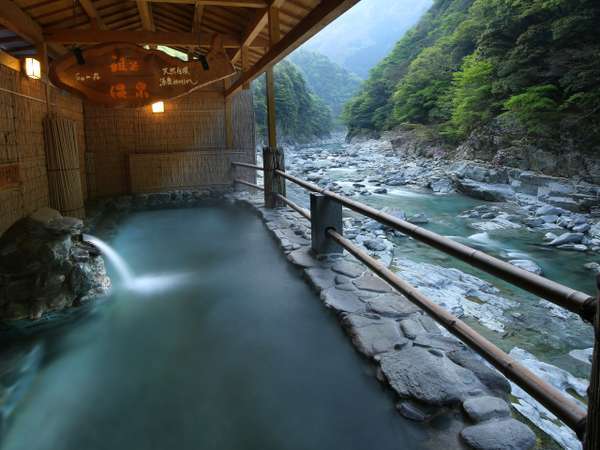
[232,155,599,449]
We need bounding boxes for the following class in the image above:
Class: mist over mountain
[302,0,433,78]
[288,50,362,124]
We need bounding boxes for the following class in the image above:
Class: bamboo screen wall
[84,82,256,197]
[0,64,86,235]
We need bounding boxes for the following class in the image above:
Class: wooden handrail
[232,161,264,171]
[233,178,264,190]
[275,169,596,323]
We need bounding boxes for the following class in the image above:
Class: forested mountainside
[303,0,432,78]
[288,50,362,124]
[343,0,600,161]
[253,60,333,144]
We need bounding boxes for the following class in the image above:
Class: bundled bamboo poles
[43,115,85,218]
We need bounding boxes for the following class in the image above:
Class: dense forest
[253,60,333,144]
[288,50,362,124]
[343,0,600,150]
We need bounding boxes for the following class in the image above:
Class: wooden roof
[0,0,359,96]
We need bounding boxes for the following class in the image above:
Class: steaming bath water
[0,206,459,450]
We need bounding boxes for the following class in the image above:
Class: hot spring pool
[0,206,462,450]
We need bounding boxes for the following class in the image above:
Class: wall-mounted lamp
[24,57,41,79]
[151,101,165,113]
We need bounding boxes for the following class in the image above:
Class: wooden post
[36,43,51,113]
[265,3,279,152]
[262,146,285,208]
[224,78,233,149]
[584,275,600,448]
[262,3,285,208]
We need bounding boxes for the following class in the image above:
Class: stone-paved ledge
[229,190,537,450]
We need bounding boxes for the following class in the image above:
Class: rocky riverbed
[272,135,597,450]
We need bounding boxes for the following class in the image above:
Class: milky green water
[0,207,464,450]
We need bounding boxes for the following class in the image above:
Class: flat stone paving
[231,191,536,450]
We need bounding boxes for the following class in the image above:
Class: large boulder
[460,418,536,450]
[379,346,486,406]
[0,208,111,327]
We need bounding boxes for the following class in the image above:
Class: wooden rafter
[192,0,204,31]
[231,0,284,64]
[136,0,155,31]
[78,0,107,29]
[0,0,66,55]
[128,0,267,5]
[44,28,269,48]
[226,0,360,97]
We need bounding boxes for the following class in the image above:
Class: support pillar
[262,146,285,208]
[584,275,600,448]
[310,193,342,256]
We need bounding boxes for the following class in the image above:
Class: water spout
[83,234,134,283]
[82,234,191,294]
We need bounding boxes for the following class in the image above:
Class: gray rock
[366,294,420,318]
[430,178,454,193]
[288,248,318,268]
[584,262,600,273]
[460,418,536,450]
[535,205,564,216]
[400,318,426,339]
[572,223,590,233]
[508,260,543,275]
[331,260,364,278]
[320,287,365,313]
[447,349,511,396]
[304,267,336,291]
[456,180,515,202]
[342,313,408,357]
[413,333,464,352]
[364,239,387,252]
[406,213,429,224]
[373,188,388,194]
[462,396,511,422]
[547,232,584,246]
[379,346,486,406]
[353,273,393,293]
[396,400,434,422]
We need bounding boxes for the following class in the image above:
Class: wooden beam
[226,0,359,98]
[128,0,266,4]
[136,0,155,31]
[78,0,107,29]
[195,0,267,6]
[0,49,20,71]
[265,3,279,149]
[44,29,262,48]
[241,44,249,89]
[268,3,280,44]
[0,0,66,55]
[224,78,233,148]
[231,0,285,64]
[192,0,204,31]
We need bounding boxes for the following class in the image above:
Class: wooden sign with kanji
[49,34,236,108]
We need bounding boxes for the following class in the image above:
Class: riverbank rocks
[231,191,535,450]
[0,208,110,330]
[461,419,536,450]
